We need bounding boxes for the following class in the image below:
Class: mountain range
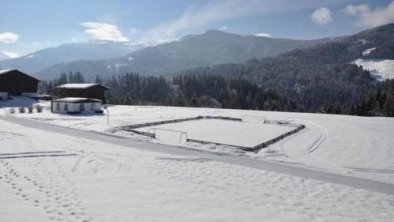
[1,24,393,82]
[38,31,332,79]
[2,30,332,80]
[0,42,144,75]
[0,52,11,61]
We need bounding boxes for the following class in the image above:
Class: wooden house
[0,69,39,98]
[56,83,109,103]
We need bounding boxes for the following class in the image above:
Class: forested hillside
[37,24,394,117]
[173,24,394,116]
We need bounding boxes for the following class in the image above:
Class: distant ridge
[37,30,329,79]
[0,41,144,74]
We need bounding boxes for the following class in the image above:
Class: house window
[65,103,68,111]
[56,103,60,111]
[91,103,95,111]
[80,103,85,112]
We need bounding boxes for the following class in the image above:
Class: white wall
[52,102,102,114]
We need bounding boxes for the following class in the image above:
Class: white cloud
[311,7,332,25]
[343,4,369,16]
[344,2,394,28]
[2,51,20,58]
[81,22,129,42]
[0,32,19,43]
[255,33,272,38]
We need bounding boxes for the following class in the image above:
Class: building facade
[0,69,39,97]
[51,97,103,114]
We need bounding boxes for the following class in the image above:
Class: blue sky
[1,0,394,57]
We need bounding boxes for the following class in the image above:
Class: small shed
[56,83,109,102]
[0,69,39,96]
[51,97,103,114]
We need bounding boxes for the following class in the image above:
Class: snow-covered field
[1,98,394,221]
[136,119,295,147]
[1,116,394,222]
[3,102,394,184]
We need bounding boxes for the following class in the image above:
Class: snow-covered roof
[57,83,98,89]
[0,69,40,81]
[0,69,14,75]
[52,97,102,103]
[56,83,109,90]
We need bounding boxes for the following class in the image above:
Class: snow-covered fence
[241,115,265,124]
[118,115,305,152]
[186,138,250,150]
[250,124,305,152]
[204,116,242,121]
[124,116,204,130]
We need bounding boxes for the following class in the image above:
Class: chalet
[0,69,39,99]
[51,97,103,114]
[56,83,109,103]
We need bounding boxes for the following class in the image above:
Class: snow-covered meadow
[354,58,394,80]
[353,47,394,80]
[1,115,394,222]
[2,100,394,184]
[1,99,394,221]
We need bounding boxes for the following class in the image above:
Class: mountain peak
[0,52,11,61]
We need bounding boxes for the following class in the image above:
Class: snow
[0,96,38,109]
[359,39,368,44]
[57,83,100,89]
[137,119,295,147]
[52,97,102,103]
[354,58,394,80]
[1,97,394,220]
[362,47,376,56]
[0,117,394,221]
[2,101,393,185]
[0,69,13,74]
[1,51,20,59]
[24,54,35,59]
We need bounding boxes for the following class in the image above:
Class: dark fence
[249,124,305,152]
[117,115,305,152]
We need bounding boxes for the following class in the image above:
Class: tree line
[38,70,394,117]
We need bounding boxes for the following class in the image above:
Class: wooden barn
[0,69,39,98]
[51,97,103,114]
[56,83,109,102]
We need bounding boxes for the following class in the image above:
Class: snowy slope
[0,52,11,61]
[353,47,394,80]
[1,117,394,221]
[354,58,394,80]
[3,104,394,185]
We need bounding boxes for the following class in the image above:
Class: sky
[1,0,394,57]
